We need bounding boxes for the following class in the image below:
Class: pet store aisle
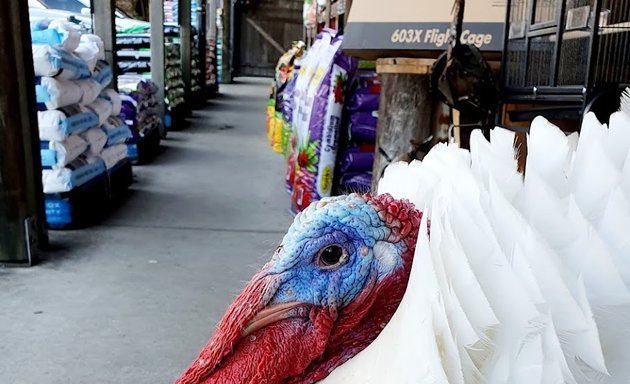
[0,78,293,384]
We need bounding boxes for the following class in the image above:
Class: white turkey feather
[622,149,630,200]
[565,196,630,305]
[484,178,544,305]
[607,111,630,170]
[489,127,517,166]
[439,209,498,370]
[428,204,466,384]
[596,187,630,283]
[526,117,573,197]
[321,92,630,383]
[541,315,577,384]
[487,172,606,376]
[470,130,523,203]
[620,87,630,116]
[569,113,619,223]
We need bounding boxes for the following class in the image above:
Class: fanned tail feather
[322,90,630,384]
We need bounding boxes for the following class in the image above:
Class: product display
[267,31,381,212]
[32,19,134,228]
[267,30,358,213]
[336,69,380,194]
[266,41,306,154]
[290,33,355,213]
[116,23,186,125]
[205,35,219,93]
[118,75,163,163]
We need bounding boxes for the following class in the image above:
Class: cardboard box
[343,0,507,59]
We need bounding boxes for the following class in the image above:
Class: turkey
[176,88,630,384]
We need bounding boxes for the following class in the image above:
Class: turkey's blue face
[266,193,409,309]
[176,193,420,384]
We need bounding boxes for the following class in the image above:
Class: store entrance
[234,0,303,77]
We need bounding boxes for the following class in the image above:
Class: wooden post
[150,0,166,134]
[206,0,219,93]
[221,0,232,83]
[371,58,436,192]
[92,0,117,89]
[0,1,48,264]
[198,0,206,96]
[179,0,193,102]
[324,0,332,28]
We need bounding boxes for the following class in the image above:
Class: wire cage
[501,0,630,124]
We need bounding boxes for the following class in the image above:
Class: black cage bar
[501,0,630,115]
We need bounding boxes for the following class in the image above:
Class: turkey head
[176,193,421,384]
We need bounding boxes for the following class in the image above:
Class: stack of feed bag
[164,0,199,25]
[164,0,179,23]
[116,32,152,76]
[164,40,186,118]
[205,34,218,94]
[116,24,184,128]
[118,75,163,163]
[336,69,380,194]
[216,11,223,84]
[191,26,203,102]
[32,20,134,227]
[191,0,199,26]
[190,0,202,100]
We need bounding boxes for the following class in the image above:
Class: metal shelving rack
[501,0,630,124]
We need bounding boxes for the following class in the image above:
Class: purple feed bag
[291,33,358,212]
[349,110,378,130]
[339,148,375,174]
[348,123,377,143]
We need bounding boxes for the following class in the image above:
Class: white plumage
[321,88,630,384]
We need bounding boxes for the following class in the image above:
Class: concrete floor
[0,78,294,384]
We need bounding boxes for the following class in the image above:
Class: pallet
[108,159,133,198]
[44,159,135,229]
[44,171,109,230]
[128,126,161,165]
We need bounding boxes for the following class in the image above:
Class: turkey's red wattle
[175,269,273,384]
[198,311,335,384]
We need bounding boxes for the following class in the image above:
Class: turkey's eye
[317,245,347,268]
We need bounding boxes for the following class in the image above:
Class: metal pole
[180,0,193,103]
[0,0,48,265]
[92,0,117,89]
[150,0,166,135]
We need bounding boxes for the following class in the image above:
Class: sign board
[343,0,507,59]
